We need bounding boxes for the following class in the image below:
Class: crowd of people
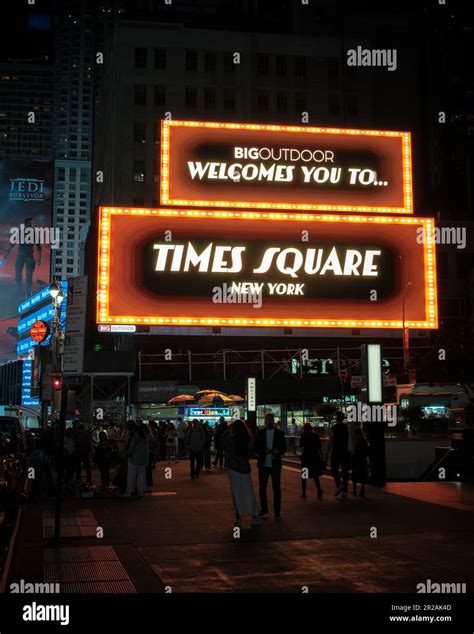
[25,411,371,526]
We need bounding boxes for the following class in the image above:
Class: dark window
[257,92,269,112]
[204,88,216,109]
[185,86,197,108]
[456,252,473,279]
[223,52,235,72]
[223,89,235,110]
[204,51,216,72]
[133,160,145,183]
[257,54,269,75]
[154,85,166,106]
[134,121,146,144]
[276,92,287,113]
[134,84,146,106]
[276,55,287,76]
[154,121,161,144]
[154,48,166,70]
[295,93,306,113]
[185,50,197,71]
[295,56,306,77]
[328,94,340,115]
[328,58,339,80]
[134,47,147,69]
[436,251,449,280]
[347,94,358,116]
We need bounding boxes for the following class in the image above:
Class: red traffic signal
[52,376,62,390]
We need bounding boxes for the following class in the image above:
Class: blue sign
[186,407,230,418]
[21,358,39,406]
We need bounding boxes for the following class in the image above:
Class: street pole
[53,384,67,544]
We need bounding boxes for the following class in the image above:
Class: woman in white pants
[224,419,262,528]
[123,423,149,497]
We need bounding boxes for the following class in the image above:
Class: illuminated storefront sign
[29,320,50,343]
[161,120,413,214]
[186,407,231,418]
[97,207,437,330]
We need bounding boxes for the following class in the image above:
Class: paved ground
[6,461,474,593]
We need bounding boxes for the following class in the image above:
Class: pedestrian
[143,424,155,492]
[253,412,287,520]
[325,411,352,499]
[166,423,178,462]
[351,425,369,497]
[299,423,324,500]
[74,424,92,485]
[202,422,213,471]
[212,418,227,469]
[185,419,206,479]
[95,430,112,487]
[176,417,187,458]
[123,423,149,497]
[288,418,297,455]
[63,428,76,483]
[224,419,262,528]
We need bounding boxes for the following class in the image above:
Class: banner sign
[185,407,230,418]
[161,120,413,214]
[97,207,437,330]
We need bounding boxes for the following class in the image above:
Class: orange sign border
[97,207,437,330]
[160,120,413,214]
[30,319,50,343]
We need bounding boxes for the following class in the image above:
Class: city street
[7,462,474,594]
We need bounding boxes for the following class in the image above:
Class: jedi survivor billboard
[97,207,437,330]
[160,120,413,214]
[0,160,53,362]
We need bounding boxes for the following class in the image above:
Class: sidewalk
[4,462,474,594]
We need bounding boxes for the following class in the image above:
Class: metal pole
[223,349,226,381]
[53,383,67,545]
[299,349,303,378]
[261,350,265,380]
[138,350,142,382]
[188,350,192,381]
[90,375,94,427]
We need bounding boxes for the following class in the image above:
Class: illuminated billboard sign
[186,407,231,418]
[97,207,437,330]
[161,120,413,214]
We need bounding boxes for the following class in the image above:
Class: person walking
[253,413,287,520]
[224,419,262,528]
[299,423,324,500]
[74,424,92,485]
[95,430,112,487]
[123,423,149,497]
[288,418,297,455]
[166,423,178,462]
[212,418,227,469]
[351,425,369,497]
[176,417,187,458]
[202,422,213,471]
[326,411,352,499]
[186,419,206,479]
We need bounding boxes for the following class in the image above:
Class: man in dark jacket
[325,411,351,499]
[253,413,287,520]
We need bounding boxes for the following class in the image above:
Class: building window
[134,47,147,69]
[134,84,146,106]
[204,51,216,72]
[347,94,358,116]
[328,58,339,81]
[328,94,340,115]
[154,85,166,106]
[154,48,166,69]
[276,55,287,76]
[134,121,146,144]
[185,50,197,71]
[185,86,197,108]
[257,54,269,75]
[295,93,306,113]
[276,92,287,113]
[223,89,235,110]
[133,160,145,183]
[295,56,306,77]
[204,88,216,109]
[223,52,235,73]
[154,121,161,145]
[257,92,269,112]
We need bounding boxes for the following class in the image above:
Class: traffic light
[52,375,62,390]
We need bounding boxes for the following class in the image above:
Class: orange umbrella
[167,394,195,405]
[195,389,225,399]
[198,392,233,405]
[227,395,245,403]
